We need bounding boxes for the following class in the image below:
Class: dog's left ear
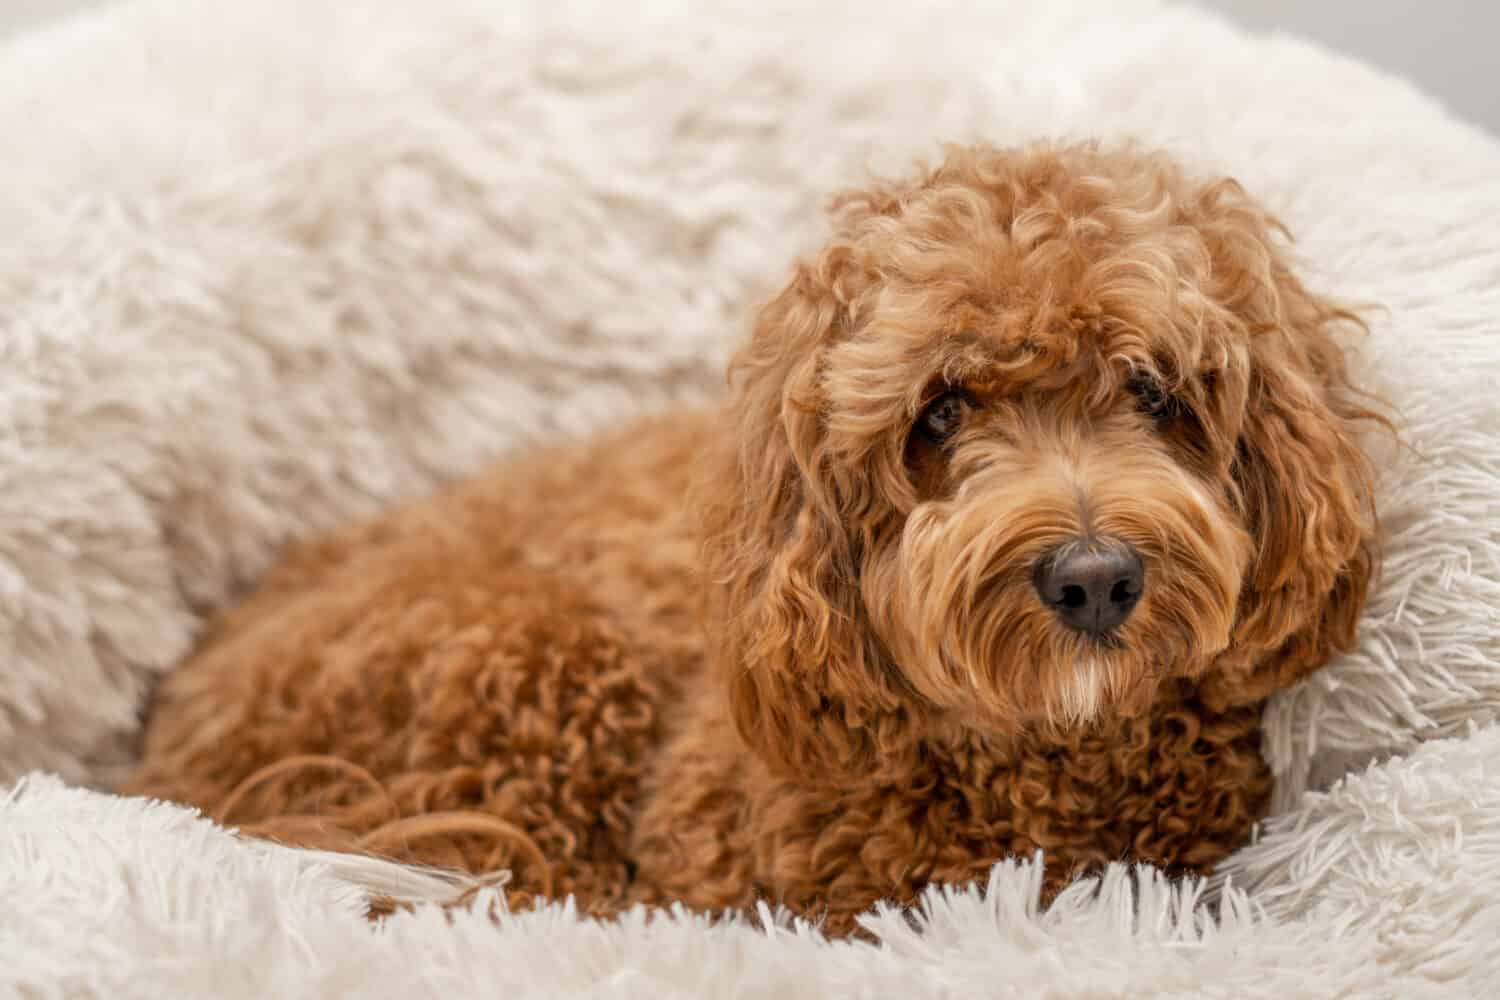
[1190,181,1385,710]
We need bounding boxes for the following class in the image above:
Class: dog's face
[706,144,1380,778]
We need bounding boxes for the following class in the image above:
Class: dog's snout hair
[864,420,1252,733]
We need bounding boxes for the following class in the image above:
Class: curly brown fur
[126,141,1385,937]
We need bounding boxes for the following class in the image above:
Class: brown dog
[128,141,1383,937]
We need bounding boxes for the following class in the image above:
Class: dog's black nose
[1034,539,1145,635]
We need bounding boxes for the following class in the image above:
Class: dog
[127,141,1384,937]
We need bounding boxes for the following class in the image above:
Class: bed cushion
[1,0,1497,994]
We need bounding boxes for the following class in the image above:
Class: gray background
[1,1,1496,136]
[1205,0,1497,136]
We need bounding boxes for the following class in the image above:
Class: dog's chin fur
[125,141,1387,938]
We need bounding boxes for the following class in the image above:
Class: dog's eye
[1128,373,1177,421]
[917,391,968,443]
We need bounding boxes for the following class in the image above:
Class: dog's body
[129,143,1381,936]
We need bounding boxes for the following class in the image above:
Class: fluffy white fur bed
[2,0,1498,994]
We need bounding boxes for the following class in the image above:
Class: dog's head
[705,142,1382,780]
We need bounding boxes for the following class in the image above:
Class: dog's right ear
[699,248,922,784]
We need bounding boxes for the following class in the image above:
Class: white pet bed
[2,0,1499,995]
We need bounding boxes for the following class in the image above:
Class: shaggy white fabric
[1,0,1498,993]
[6,727,1500,997]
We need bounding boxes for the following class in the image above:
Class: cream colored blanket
[2,1,1498,995]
